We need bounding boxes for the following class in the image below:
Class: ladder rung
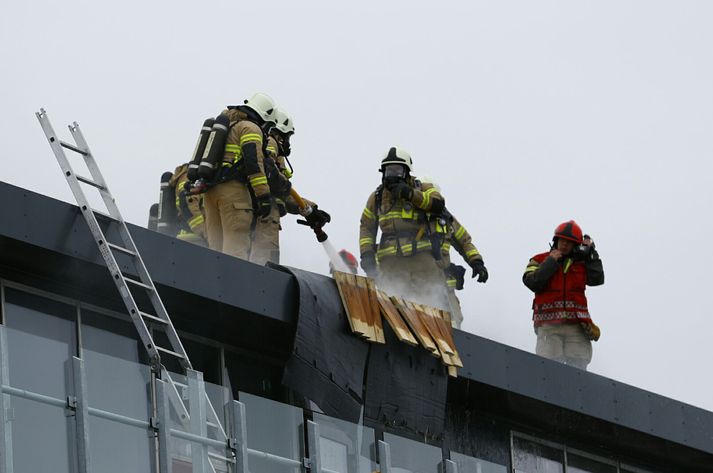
[60,140,88,155]
[107,242,136,256]
[207,421,219,428]
[75,174,105,190]
[155,346,186,360]
[124,277,154,291]
[140,311,168,325]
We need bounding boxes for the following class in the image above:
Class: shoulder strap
[374,184,384,224]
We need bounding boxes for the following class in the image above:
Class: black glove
[447,263,466,290]
[256,193,272,219]
[391,182,413,200]
[361,252,377,278]
[305,205,331,229]
[470,259,489,283]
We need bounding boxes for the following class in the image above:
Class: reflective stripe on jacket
[359,180,445,260]
[221,110,269,198]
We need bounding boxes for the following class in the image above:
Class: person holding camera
[523,220,604,370]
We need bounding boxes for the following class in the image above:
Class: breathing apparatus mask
[382,163,408,190]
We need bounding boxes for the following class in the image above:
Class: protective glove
[447,263,466,290]
[469,259,489,283]
[361,252,377,279]
[581,321,601,341]
[255,193,272,219]
[305,205,331,229]
[391,182,413,201]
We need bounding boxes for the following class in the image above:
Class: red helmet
[553,220,583,244]
[339,250,359,274]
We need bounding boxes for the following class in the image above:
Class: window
[512,436,564,473]
[314,412,377,473]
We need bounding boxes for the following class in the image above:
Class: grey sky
[2,1,712,410]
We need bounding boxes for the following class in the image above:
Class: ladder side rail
[69,123,192,370]
[36,111,161,366]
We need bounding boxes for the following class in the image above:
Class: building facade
[0,181,711,473]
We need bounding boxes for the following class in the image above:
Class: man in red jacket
[523,220,604,370]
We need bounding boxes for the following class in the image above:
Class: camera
[573,235,594,260]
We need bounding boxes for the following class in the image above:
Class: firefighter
[418,177,488,329]
[523,220,604,370]
[359,147,450,310]
[262,108,330,263]
[169,163,207,246]
[203,93,278,263]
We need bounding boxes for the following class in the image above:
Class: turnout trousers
[204,180,280,265]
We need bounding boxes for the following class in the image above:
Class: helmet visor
[383,164,407,178]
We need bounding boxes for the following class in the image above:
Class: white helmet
[380,146,413,173]
[242,93,276,124]
[274,108,295,135]
[418,175,441,193]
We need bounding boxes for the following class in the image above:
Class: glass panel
[450,451,507,473]
[81,311,151,420]
[314,412,377,473]
[4,288,75,398]
[167,373,230,473]
[88,416,153,473]
[567,453,617,473]
[512,436,563,473]
[9,396,76,473]
[240,391,304,473]
[383,433,443,473]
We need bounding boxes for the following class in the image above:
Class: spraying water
[321,239,350,273]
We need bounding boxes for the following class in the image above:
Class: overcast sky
[2,1,712,411]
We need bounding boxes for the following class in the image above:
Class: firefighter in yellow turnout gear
[169,163,207,246]
[203,93,281,264]
[262,108,329,261]
[359,147,450,311]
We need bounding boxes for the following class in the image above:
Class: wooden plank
[366,279,385,343]
[414,303,454,358]
[355,276,378,342]
[447,366,458,378]
[436,309,463,367]
[376,290,418,346]
[333,271,361,335]
[391,296,438,356]
[334,271,371,337]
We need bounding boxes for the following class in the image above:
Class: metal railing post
[378,440,392,473]
[0,326,13,473]
[307,420,322,473]
[230,401,248,473]
[72,356,91,473]
[156,379,173,473]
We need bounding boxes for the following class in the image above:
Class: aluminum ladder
[36,109,233,473]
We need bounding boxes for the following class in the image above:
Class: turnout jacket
[523,251,604,327]
[359,179,445,261]
[221,109,270,199]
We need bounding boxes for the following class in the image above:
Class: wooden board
[376,290,418,346]
[414,303,454,358]
[437,309,463,367]
[365,278,385,343]
[447,365,458,378]
[354,276,378,342]
[333,271,369,337]
[391,296,439,356]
